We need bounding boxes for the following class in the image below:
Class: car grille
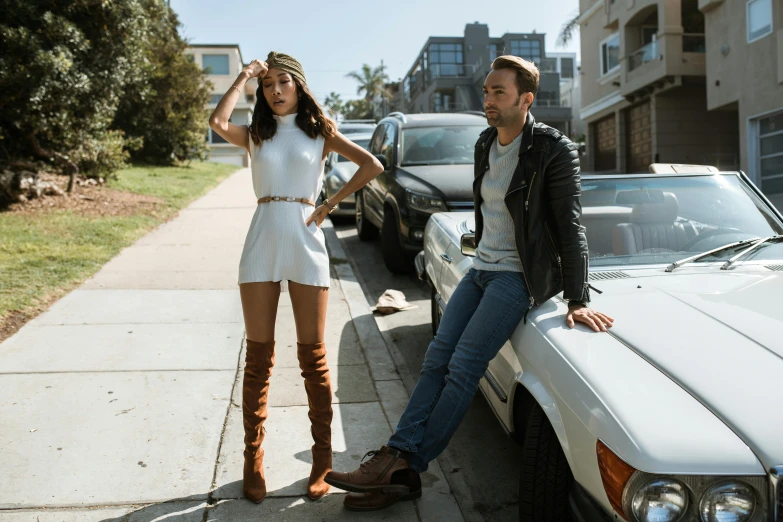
[766,264,783,272]
[774,466,783,522]
[589,271,630,281]
[777,477,782,522]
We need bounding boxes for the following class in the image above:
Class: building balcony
[622,33,706,98]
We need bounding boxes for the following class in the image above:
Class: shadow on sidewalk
[98,309,420,521]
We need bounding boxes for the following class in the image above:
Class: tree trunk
[27,133,79,194]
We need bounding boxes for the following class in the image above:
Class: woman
[208,52,383,504]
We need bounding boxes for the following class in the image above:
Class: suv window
[369,125,387,155]
[381,124,395,166]
[401,126,485,165]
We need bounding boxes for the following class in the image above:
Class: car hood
[592,270,783,469]
[399,164,474,201]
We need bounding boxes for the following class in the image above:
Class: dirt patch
[5,173,165,217]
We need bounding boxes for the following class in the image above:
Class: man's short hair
[491,55,539,97]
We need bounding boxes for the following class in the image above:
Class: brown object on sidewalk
[242,339,276,503]
[257,196,316,206]
[325,446,411,494]
[343,469,422,511]
[297,342,333,500]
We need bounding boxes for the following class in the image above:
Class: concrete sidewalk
[0,168,463,521]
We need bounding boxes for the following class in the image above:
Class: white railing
[628,39,660,72]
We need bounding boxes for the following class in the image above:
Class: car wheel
[518,401,574,522]
[355,190,379,241]
[382,211,413,274]
[430,285,443,337]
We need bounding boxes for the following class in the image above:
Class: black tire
[381,210,413,274]
[518,401,574,522]
[356,190,379,241]
[430,285,442,337]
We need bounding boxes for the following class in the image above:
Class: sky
[170,0,581,104]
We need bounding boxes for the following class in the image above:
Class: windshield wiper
[721,235,783,270]
[665,237,761,272]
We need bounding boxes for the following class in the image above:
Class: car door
[363,124,388,226]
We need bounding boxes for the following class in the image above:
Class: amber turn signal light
[596,440,637,520]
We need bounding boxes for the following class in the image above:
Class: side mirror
[461,233,477,257]
[375,154,388,170]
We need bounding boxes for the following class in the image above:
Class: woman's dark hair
[248,76,336,144]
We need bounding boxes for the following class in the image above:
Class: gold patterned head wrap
[265,51,307,85]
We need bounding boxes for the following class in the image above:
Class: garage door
[626,101,652,173]
[594,114,617,171]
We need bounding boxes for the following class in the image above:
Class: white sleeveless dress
[238,113,330,288]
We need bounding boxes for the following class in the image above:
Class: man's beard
[486,95,523,128]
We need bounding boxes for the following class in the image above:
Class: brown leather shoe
[343,470,422,511]
[325,446,411,494]
[297,342,333,501]
[242,339,275,503]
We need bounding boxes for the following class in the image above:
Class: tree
[345,64,389,118]
[341,99,374,121]
[0,0,151,197]
[112,0,211,164]
[556,11,581,48]
[323,92,344,119]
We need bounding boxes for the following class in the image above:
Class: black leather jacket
[473,112,590,306]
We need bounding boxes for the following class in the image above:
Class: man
[325,56,614,511]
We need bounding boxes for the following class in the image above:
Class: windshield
[337,139,370,162]
[401,126,485,166]
[340,125,376,134]
[582,174,783,267]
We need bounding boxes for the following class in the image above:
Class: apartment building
[579,0,736,174]
[578,0,783,206]
[394,23,573,135]
[185,44,258,167]
[547,52,585,138]
[700,0,783,209]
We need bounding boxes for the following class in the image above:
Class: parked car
[338,119,376,135]
[322,132,373,218]
[357,112,485,274]
[418,167,783,522]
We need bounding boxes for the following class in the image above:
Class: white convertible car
[416,168,783,522]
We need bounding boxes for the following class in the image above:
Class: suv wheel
[355,190,379,241]
[381,211,413,274]
[517,400,574,522]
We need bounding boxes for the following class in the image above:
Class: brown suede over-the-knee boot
[242,339,275,503]
[297,342,333,500]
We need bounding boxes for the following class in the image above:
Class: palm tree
[323,92,343,118]
[345,64,389,117]
[557,10,581,48]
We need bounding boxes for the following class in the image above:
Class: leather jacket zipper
[524,171,537,212]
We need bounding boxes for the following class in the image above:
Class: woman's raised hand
[243,59,268,79]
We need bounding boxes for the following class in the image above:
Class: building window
[429,43,464,77]
[432,90,455,112]
[489,43,498,63]
[203,54,230,75]
[210,129,228,144]
[539,58,557,73]
[510,39,541,63]
[747,0,772,43]
[535,91,559,108]
[561,57,574,79]
[209,94,223,104]
[246,94,255,104]
[600,33,621,76]
[759,111,783,194]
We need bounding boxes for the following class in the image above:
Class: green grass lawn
[0,161,240,335]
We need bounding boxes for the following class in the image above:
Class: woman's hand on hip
[305,205,330,228]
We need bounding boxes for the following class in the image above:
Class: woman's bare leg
[238,281,281,503]
[288,281,332,500]
[240,281,281,342]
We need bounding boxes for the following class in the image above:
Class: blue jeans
[387,268,531,472]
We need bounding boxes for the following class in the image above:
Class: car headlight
[699,482,755,522]
[406,189,445,213]
[631,479,689,522]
